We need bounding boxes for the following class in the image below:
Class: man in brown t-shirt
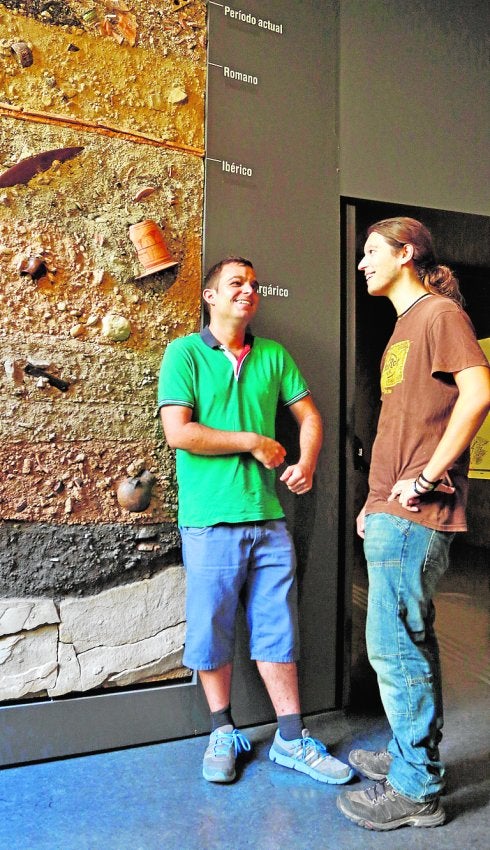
[337,217,490,832]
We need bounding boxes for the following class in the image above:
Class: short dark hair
[204,256,254,291]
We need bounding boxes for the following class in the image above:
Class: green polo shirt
[157,328,310,526]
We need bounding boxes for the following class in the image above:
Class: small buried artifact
[11,42,33,67]
[19,256,48,279]
[24,363,70,392]
[128,220,178,278]
[0,147,84,188]
[117,470,156,512]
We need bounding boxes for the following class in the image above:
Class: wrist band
[415,476,433,492]
[420,471,442,489]
[413,474,440,495]
[413,478,426,495]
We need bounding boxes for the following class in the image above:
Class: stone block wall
[0,0,206,701]
[0,567,186,700]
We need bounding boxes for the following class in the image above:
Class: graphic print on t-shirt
[381,340,410,394]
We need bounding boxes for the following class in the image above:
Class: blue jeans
[364,512,454,801]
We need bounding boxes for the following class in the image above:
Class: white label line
[208,62,224,69]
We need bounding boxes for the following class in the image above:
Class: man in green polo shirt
[158,256,353,786]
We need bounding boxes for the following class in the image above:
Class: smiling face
[358,231,406,298]
[203,261,259,325]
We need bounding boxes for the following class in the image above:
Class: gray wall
[339,0,490,214]
[204,0,341,715]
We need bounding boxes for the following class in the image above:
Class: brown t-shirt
[366,294,489,531]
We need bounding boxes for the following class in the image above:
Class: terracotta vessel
[129,220,178,278]
[116,470,156,512]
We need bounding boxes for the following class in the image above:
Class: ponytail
[422,264,464,306]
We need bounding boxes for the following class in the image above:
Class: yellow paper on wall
[469,338,490,479]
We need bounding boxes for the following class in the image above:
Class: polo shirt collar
[200,326,255,349]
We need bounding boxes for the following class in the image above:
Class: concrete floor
[1,556,488,850]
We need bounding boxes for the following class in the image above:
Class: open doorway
[340,198,490,711]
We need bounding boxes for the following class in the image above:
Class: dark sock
[278,713,303,741]
[211,705,234,731]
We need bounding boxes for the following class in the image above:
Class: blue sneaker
[202,725,251,783]
[269,728,354,784]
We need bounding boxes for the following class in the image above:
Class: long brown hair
[368,217,464,305]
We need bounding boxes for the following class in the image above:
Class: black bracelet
[415,475,433,492]
[413,478,426,495]
[420,472,442,488]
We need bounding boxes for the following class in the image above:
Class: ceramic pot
[129,220,178,278]
[116,470,156,512]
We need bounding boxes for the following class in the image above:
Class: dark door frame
[339,196,490,710]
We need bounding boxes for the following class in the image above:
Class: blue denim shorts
[180,520,299,670]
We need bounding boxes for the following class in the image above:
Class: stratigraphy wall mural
[0,0,206,700]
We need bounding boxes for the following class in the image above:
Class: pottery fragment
[11,41,33,68]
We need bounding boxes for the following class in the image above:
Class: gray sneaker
[348,748,392,780]
[269,728,354,784]
[202,725,251,783]
[337,779,445,831]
